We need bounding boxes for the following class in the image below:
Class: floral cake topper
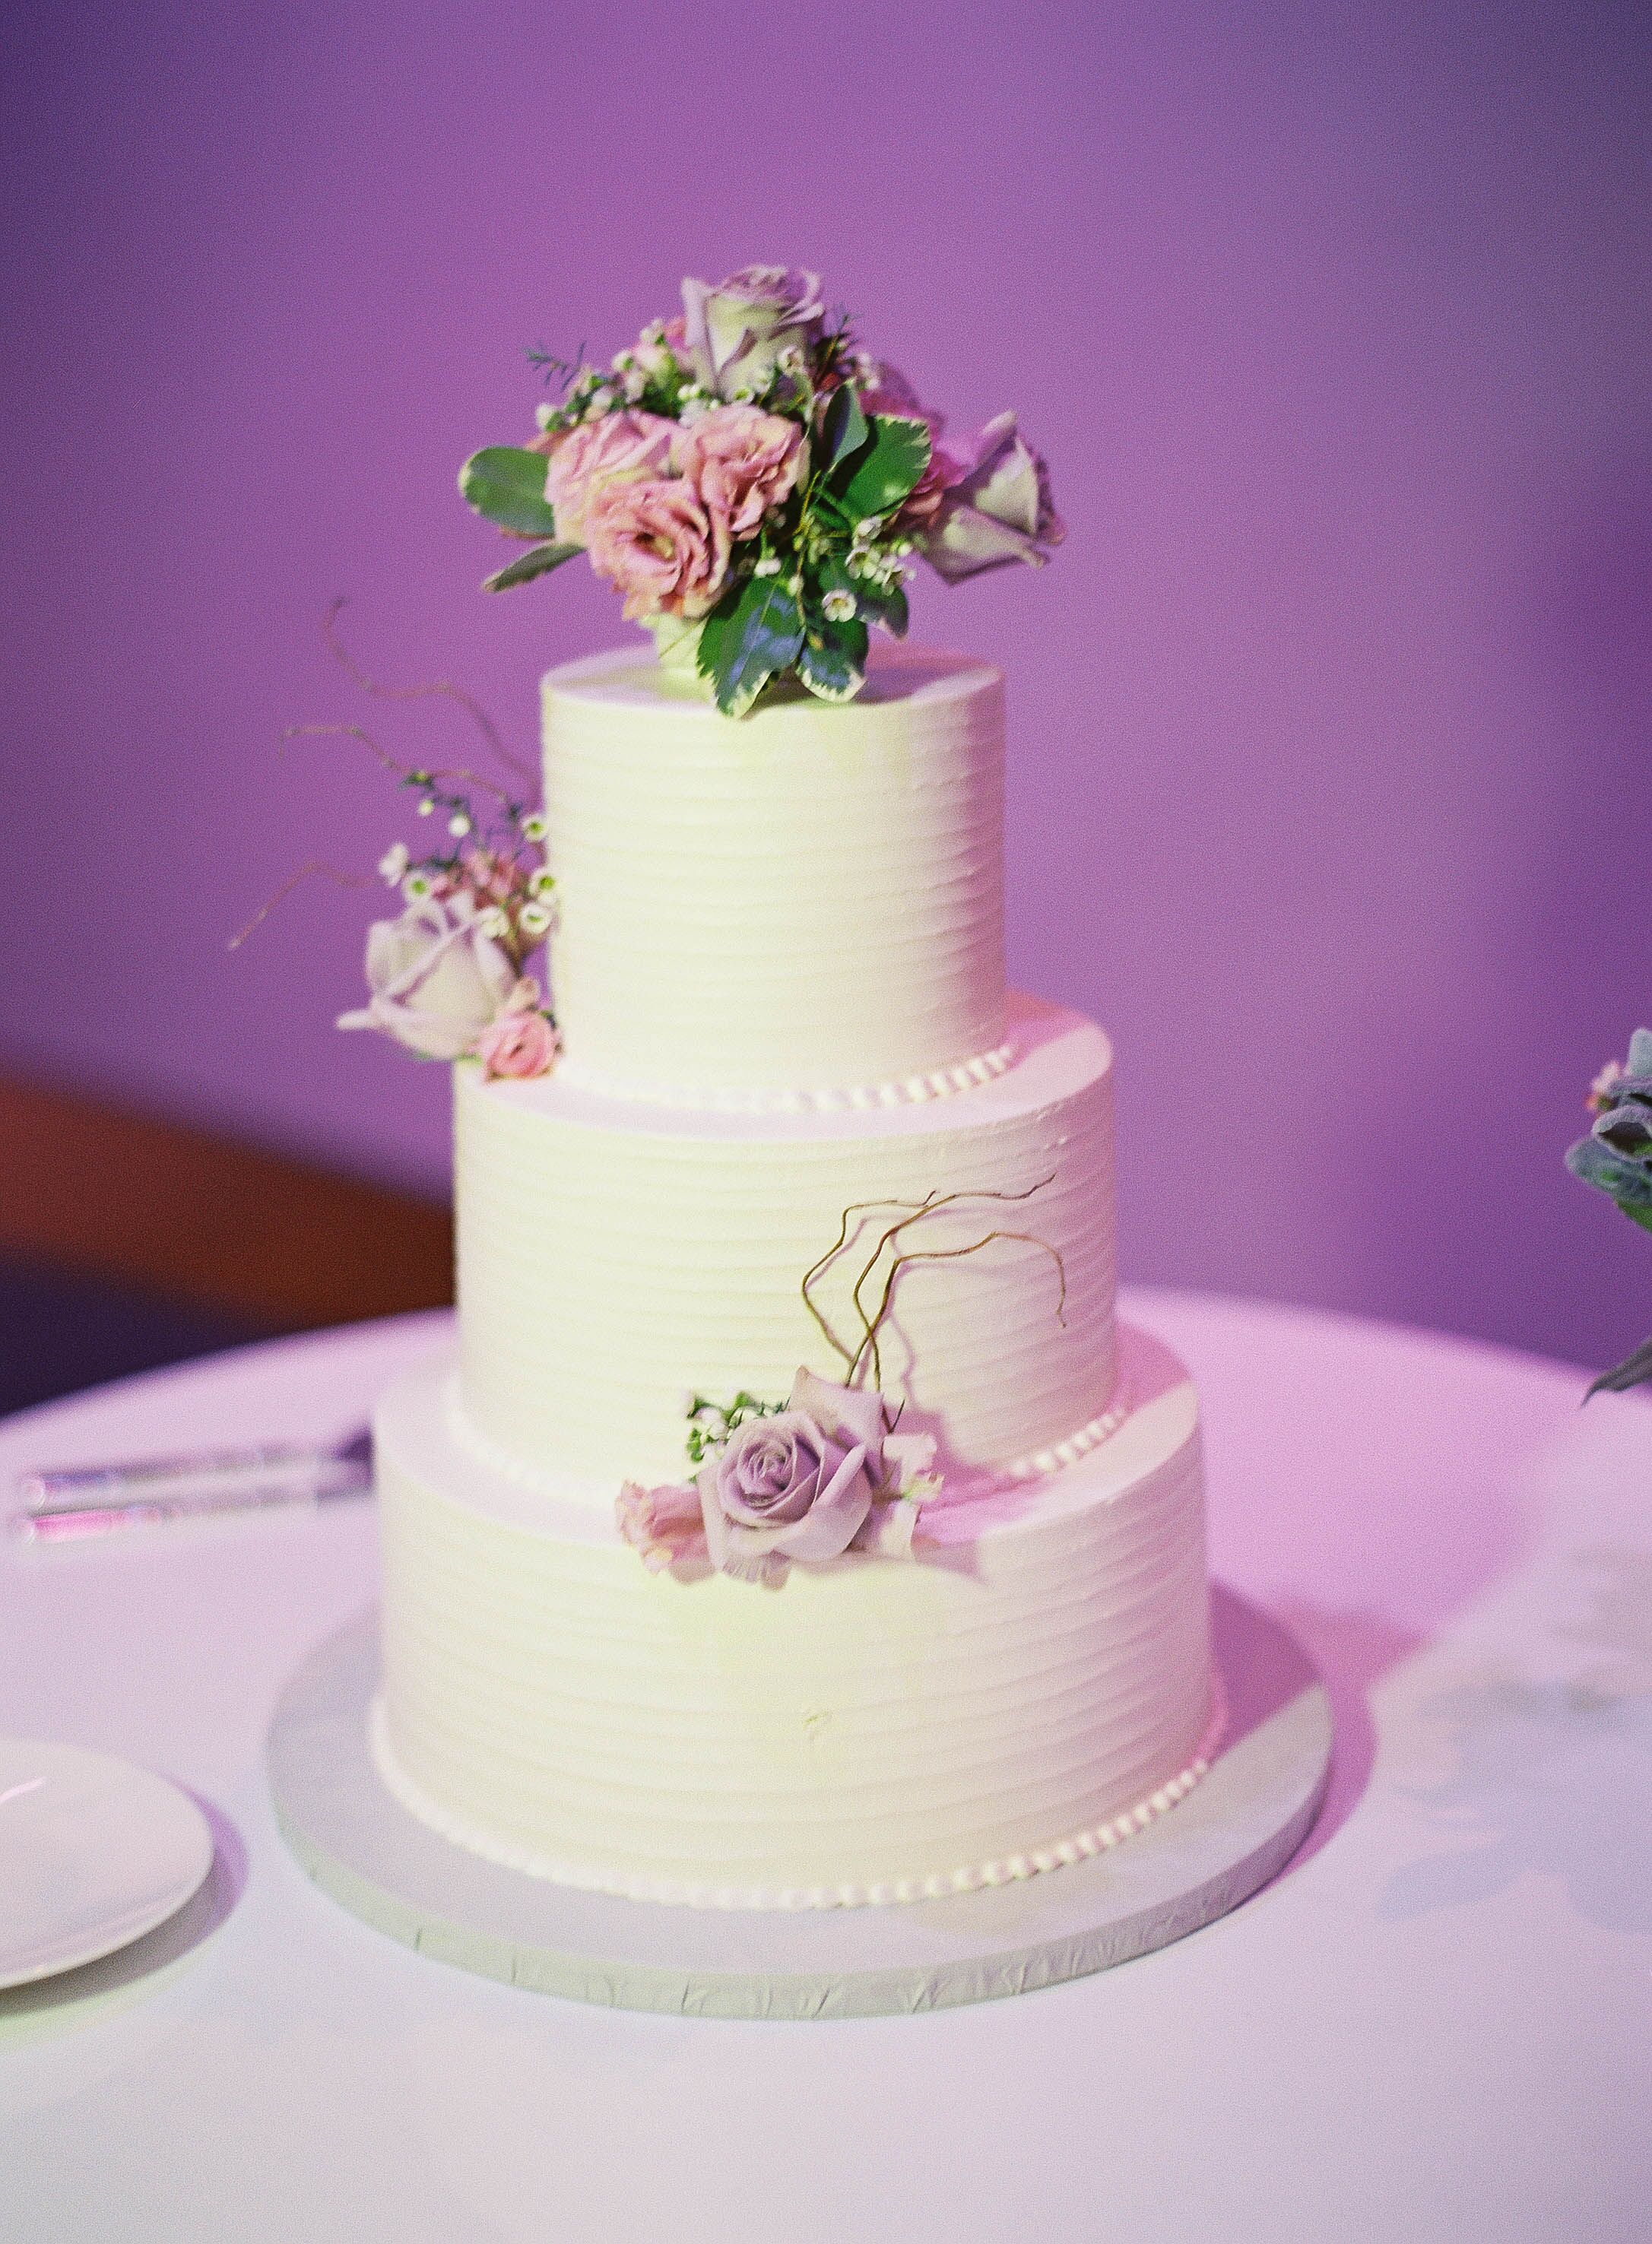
[461,264,1063,716]
[617,1181,1067,1586]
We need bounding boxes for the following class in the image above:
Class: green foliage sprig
[1566,1029,1652,1396]
[684,1390,786,1466]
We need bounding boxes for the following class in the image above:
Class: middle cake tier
[455,994,1120,1491]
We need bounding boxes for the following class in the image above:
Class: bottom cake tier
[373,1322,1219,1911]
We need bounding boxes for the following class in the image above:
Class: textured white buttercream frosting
[455,994,1118,1488]
[541,645,1005,1095]
[374,638,1219,1913]
[376,1324,1216,1910]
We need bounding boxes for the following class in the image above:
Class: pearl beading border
[368,1676,1226,1913]
[1000,1376,1134,1481]
[552,1036,1016,1115]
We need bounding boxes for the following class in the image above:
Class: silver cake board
[268,1588,1330,2021]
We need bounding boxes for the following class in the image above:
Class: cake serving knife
[11,1432,373,1542]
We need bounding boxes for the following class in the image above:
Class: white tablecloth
[1,1291,1648,2242]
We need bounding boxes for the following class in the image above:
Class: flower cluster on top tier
[337,769,559,1080]
[1566,1028,1652,1396]
[460,264,1063,716]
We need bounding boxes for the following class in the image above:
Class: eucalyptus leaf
[459,446,560,537]
[820,382,871,474]
[710,574,804,717]
[797,615,868,703]
[482,540,581,593]
[1586,1334,1652,1398]
[834,415,931,523]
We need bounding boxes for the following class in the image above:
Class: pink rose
[582,475,731,621]
[616,1478,704,1574]
[671,404,806,540]
[544,410,677,546]
[472,981,559,1082]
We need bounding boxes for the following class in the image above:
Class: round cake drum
[268,1589,1330,2020]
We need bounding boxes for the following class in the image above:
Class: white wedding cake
[369,646,1219,1910]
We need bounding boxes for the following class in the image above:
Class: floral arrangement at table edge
[458,263,1063,718]
[617,1181,1067,1586]
[1566,1028,1652,1396]
[236,604,561,1083]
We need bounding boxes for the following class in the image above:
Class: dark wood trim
[0,1076,452,1329]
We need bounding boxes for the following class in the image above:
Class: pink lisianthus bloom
[471,977,559,1082]
[671,404,806,540]
[616,1478,706,1574]
[544,410,677,546]
[582,474,731,620]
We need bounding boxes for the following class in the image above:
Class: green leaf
[482,540,581,592]
[694,578,746,684]
[820,382,870,474]
[877,581,911,636]
[708,573,804,716]
[797,614,869,703]
[1586,1334,1652,1398]
[832,415,931,523]
[459,447,560,537]
[1626,1203,1652,1235]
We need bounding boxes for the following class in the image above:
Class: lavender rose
[680,265,826,400]
[919,411,1064,582]
[337,892,516,1060]
[697,1369,934,1584]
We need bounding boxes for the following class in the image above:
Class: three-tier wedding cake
[325,265,1219,1913]
[369,647,1219,1909]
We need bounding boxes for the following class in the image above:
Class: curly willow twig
[799,1176,1064,1390]
[850,1230,1069,1390]
[227,860,373,951]
[322,596,536,784]
[280,721,515,805]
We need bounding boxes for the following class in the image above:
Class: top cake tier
[541,646,1006,1101]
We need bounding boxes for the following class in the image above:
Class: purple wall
[2,2,1648,1370]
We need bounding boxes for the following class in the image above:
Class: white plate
[0,1739,214,1989]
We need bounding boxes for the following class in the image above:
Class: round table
[1,1292,1647,2242]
